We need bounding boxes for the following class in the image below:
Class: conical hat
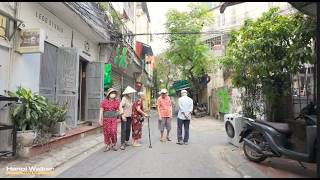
[122,86,137,95]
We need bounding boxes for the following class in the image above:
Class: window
[0,15,9,39]
[221,13,225,26]
[0,13,18,41]
[231,8,236,24]
[205,36,222,50]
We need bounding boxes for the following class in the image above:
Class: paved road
[57,112,241,178]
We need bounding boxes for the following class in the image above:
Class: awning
[171,80,190,91]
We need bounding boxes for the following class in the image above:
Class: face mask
[109,93,116,99]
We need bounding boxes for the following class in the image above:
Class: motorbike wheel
[243,135,267,163]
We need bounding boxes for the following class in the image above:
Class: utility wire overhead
[122,31,229,36]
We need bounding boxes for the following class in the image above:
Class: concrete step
[21,125,103,158]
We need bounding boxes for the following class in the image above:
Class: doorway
[78,57,88,122]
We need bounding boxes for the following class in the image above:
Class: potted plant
[49,102,68,137]
[10,87,48,147]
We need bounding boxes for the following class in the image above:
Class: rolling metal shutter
[111,71,122,93]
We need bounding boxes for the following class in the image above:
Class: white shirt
[119,96,133,118]
[178,95,194,120]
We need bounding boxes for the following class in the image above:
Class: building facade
[110,2,153,109]
[0,2,154,151]
[202,2,295,118]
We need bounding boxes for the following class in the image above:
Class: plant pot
[16,130,36,147]
[52,122,67,137]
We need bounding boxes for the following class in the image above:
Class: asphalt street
[57,112,241,178]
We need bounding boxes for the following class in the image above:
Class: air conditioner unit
[224,113,245,147]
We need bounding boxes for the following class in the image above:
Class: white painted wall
[18,2,99,62]
[0,46,10,95]
[0,2,15,17]
[10,53,41,93]
[0,3,16,95]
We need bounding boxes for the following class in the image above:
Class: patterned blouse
[100,98,120,120]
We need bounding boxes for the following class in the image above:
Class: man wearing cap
[177,89,193,145]
[119,86,136,150]
[157,89,173,142]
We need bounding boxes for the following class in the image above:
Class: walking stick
[147,116,152,148]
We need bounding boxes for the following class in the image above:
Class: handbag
[138,116,144,123]
[103,111,119,118]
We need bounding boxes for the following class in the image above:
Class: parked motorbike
[239,103,317,165]
[193,103,208,118]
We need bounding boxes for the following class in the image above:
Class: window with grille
[205,36,222,50]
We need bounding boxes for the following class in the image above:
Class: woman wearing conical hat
[119,86,137,150]
[99,88,121,152]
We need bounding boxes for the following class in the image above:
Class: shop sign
[17,28,45,53]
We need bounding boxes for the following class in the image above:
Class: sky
[147,2,190,56]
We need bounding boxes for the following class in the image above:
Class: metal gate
[123,75,135,89]
[56,47,79,128]
[40,42,79,128]
[39,42,58,102]
[86,62,104,122]
[111,71,122,93]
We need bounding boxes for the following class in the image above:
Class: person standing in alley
[99,88,121,152]
[157,89,173,142]
[119,86,136,150]
[177,89,193,145]
[131,92,149,147]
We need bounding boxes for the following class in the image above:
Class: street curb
[52,138,103,170]
[0,134,105,178]
[219,147,269,178]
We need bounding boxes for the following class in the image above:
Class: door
[39,42,58,102]
[86,62,104,123]
[56,48,79,128]
[78,59,88,122]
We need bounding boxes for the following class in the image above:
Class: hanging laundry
[146,56,156,69]
[114,46,121,65]
[104,64,112,91]
[141,44,153,60]
[135,41,143,59]
[119,47,128,68]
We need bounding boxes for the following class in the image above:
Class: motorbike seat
[256,120,292,135]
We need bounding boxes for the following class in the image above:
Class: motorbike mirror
[242,117,255,122]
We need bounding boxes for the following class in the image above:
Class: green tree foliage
[164,3,215,101]
[155,53,180,90]
[221,7,316,120]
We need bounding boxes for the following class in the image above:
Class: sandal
[125,141,131,146]
[120,145,126,150]
[132,143,142,147]
[112,145,118,151]
[103,146,111,152]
